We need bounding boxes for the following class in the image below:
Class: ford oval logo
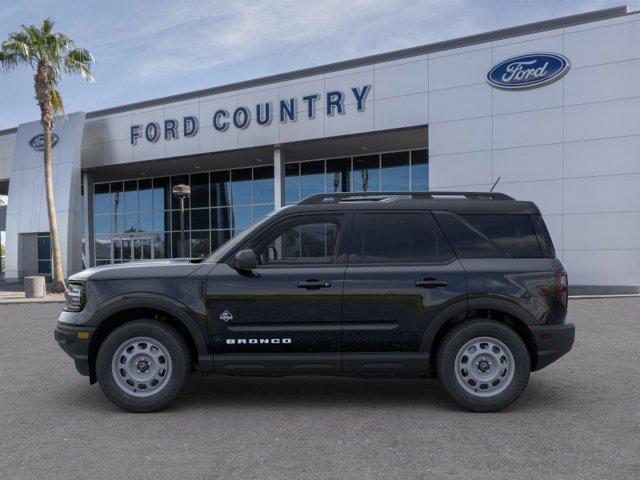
[487,53,570,90]
[29,133,59,151]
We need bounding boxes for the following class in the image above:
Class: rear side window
[434,212,545,258]
[352,212,454,263]
[530,214,556,257]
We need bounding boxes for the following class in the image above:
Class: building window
[91,149,427,265]
[285,148,428,203]
[37,232,51,275]
[93,164,276,264]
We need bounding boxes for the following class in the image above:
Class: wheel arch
[87,295,208,383]
[421,297,539,372]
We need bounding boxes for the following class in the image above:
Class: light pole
[172,184,191,258]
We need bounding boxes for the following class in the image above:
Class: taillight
[555,270,568,311]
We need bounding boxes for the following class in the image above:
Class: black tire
[96,320,191,413]
[436,319,530,412]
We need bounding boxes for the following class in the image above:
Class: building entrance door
[113,236,153,263]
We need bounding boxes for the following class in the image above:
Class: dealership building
[0,5,638,293]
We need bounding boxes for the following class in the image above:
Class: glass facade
[285,149,428,204]
[93,166,274,265]
[91,148,427,265]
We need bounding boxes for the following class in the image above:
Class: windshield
[206,206,289,263]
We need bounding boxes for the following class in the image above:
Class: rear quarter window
[434,212,546,258]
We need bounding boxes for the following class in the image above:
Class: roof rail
[297,191,514,205]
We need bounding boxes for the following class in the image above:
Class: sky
[0,0,638,130]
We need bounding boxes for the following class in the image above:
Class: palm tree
[0,18,93,292]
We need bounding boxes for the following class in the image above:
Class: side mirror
[229,248,258,271]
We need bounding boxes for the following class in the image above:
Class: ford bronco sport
[55,191,574,412]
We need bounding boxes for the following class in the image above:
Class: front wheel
[436,319,530,412]
[96,320,191,412]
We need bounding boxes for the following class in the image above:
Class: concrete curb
[0,295,66,305]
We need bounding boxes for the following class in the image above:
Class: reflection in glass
[124,180,138,212]
[253,166,274,204]
[153,177,170,211]
[124,213,138,233]
[285,163,299,204]
[326,158,350,193]
[411,149,429,191]
[112,214,124,234]
[171,175,190,209]
[94,215,110,235]
[94,183,110,214]
[139,179,153,212]
[381,152,410,191]
[211,230,232,251]
[111,182,123,214]
[253,204,274,221]
[139,213,153,232]
[95,236,111,259]
[153,212,167,232]
[211,207,231,229]
[300,160,324,199]
[191,208,209,230]
[231,168,252,205]
[190,231,210,258]
[190,173,209,208]
[171,210,190,231]
[353,155,380,192]
[211,171,231,208]
[231,205,252,229]
[154,233,168,259]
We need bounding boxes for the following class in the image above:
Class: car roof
[279,192,541,216]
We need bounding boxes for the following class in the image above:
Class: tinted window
[435,212,543,258]
[256,219,340,265]
[353,213,453,263]
[530,214,556,257]
[433,212,502,258]
[461,214,542,258]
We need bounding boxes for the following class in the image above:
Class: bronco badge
[219,310,234,322]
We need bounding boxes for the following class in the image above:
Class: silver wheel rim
[454,336,515,398]
[111,336,172,398]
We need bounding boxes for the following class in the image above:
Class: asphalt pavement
[0,298,638,480]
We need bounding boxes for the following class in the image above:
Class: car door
[341,210,467,374]
[206,212,350,374]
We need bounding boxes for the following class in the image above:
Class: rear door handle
[297,280,332,290]
[415,279,448,288]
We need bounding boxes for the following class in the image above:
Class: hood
[69,259,206,282]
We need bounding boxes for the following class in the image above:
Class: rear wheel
[96,320,190,412]
[437,319,530,412]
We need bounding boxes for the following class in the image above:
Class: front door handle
[297,279,331,290]
[416,279,448,288]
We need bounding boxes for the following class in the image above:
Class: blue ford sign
[29,133,59,151]
[487,53,570,90]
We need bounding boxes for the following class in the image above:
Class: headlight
[65,283,86,312]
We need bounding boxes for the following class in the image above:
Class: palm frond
[50,88,64,116]
[64,47,94,81]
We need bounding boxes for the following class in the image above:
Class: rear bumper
[531,323,575,371]
[54,323,96,377]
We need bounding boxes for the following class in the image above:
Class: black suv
[55,191,574,412]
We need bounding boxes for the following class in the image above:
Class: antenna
[490,176,501,193]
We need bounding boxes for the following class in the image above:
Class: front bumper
[54,323,96,377]
[530,323,575,371]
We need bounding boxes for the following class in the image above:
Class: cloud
[96,0,472,82]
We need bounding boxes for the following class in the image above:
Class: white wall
[4,113,85,280]
[427,13,640,289]
[0,133,16,180]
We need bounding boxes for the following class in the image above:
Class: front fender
[91,293,208,357]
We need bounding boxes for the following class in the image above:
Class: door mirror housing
[229,249,258,271]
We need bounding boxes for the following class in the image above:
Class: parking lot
[0,298,638,480]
